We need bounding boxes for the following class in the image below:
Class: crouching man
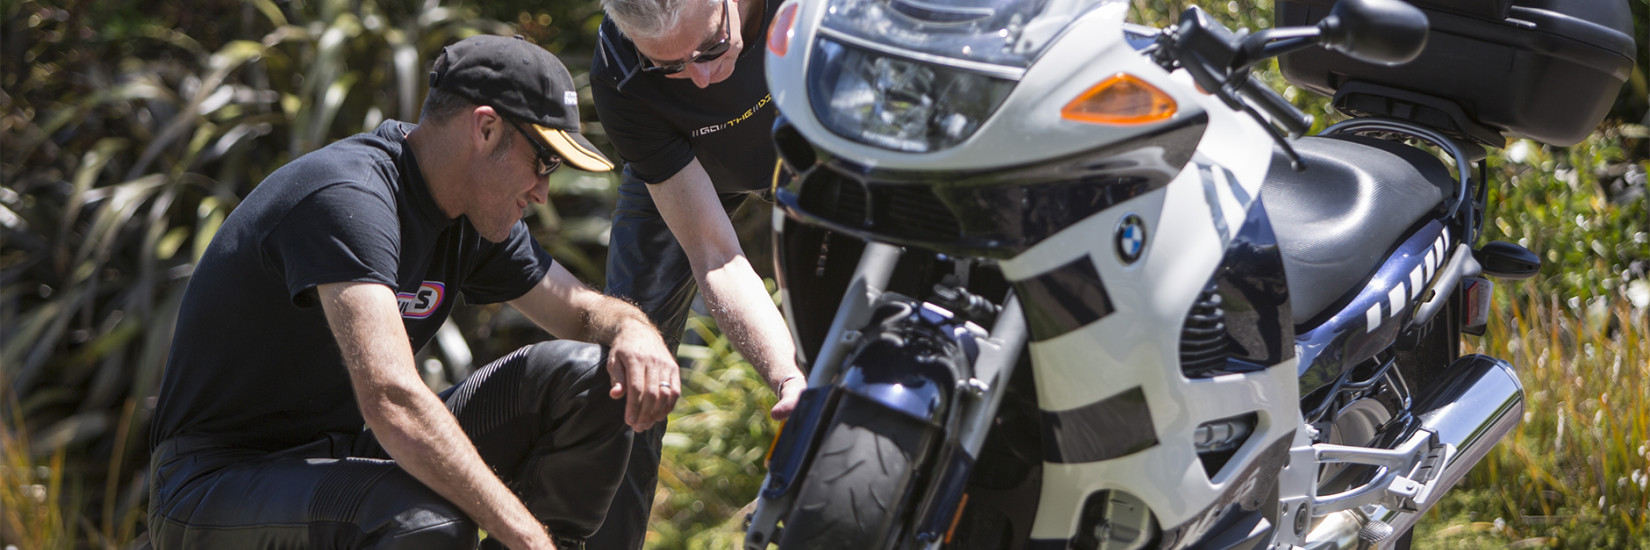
[147,35,677,550]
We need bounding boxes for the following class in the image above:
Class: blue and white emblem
[1115,213,1147,264]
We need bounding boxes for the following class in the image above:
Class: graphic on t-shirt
[397,282,446,318]
[691,93,772,137]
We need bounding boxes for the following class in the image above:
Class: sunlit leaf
[249,0,289,27]
[193,196,227,262]
[155,227,189,262]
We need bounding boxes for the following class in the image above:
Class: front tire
[777,396,935,550]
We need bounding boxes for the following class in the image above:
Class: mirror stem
[1237,27,1321,69]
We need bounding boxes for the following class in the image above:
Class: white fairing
[1000,59,1287,537]
[770,0,1301,543]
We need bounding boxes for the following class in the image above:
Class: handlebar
[1232,76,1312,137]
[1159,6,1317,168]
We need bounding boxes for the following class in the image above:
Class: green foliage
[650,314,781,549]
[1,0,615,545]
[1415,130,1650,549]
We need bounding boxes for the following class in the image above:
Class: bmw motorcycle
[743,0,1636,548]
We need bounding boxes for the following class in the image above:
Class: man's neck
[404,123,464,221]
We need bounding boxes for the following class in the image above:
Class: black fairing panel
[1261,134,1453,328]
[1013,255,1115,343]
[1204,200,1294,372]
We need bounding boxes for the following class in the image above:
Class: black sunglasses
[641,0,732,75]
[504,118,563,177]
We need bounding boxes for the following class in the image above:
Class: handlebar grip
[1234,77,1312,137]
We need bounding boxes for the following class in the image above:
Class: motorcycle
[743,0,1636,548]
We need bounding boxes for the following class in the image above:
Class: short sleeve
[264,183,399,305]
[591,77,697,184]
[460,220,556,304]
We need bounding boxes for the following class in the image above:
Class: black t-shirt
[152,120,555,450]
[590,0,780,194]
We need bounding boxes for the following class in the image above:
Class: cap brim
[532,125,615,172]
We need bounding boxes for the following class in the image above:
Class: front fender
[761,300,978,501]
[838,337,956,423]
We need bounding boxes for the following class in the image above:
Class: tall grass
[1417,289,1649,549]
[1415,129,1649,549]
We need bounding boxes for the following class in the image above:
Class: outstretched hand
[769,376,803,420]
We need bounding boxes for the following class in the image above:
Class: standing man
[587,0,805,547]
[148,35,679,550]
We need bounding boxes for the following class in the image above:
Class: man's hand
[605,321,681,431]
[769,375,803,420]
[509,263,681,432]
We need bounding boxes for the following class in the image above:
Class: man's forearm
[699,256,803,391]
[321,282,553,550]
[576,294,661,347]
[361,383,551,548]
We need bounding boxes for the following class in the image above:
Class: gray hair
[602,0,721,42]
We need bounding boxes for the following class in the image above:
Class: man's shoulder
[591,17,641,88]
[239,130,402,228]
[271,128,401,195]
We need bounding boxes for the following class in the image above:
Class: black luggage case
[1277,0,1638,146]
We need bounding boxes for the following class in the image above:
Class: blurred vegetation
[1,0,1646,549]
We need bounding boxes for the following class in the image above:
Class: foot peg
[1357,518,1395,543]
[1310,429,1456,514]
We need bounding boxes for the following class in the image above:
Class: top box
[1277,0,1638,146]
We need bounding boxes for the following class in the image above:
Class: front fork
[745,242,1029,549]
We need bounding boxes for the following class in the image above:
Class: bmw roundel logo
[1115,214,1147,264]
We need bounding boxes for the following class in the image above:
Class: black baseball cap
[429,35,615,172]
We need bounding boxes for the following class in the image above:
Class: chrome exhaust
[1306,354,1524,549]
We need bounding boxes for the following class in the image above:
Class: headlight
[818,0,1110,68]
[808,36,1016,153]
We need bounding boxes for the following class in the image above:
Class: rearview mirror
[1318,0,1429,65]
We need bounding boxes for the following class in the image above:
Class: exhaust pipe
[1376,354,1525,536]
[1307,354,1524,549]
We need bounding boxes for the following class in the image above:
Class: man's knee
[359,471,479,550]
[521,341,610,394]
[371,512,477,550]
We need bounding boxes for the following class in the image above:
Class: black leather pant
[147,341,631,550]
[589,178,756,549]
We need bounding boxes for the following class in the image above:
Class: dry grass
[1417,287,1649,549]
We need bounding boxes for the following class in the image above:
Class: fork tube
[958,293,1026,454]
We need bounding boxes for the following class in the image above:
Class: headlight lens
[808,37,1016,153]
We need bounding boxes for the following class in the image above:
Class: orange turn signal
[768,2,800,57]
[1060,73,1177,125]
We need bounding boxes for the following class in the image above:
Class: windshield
[818,0,1124,69]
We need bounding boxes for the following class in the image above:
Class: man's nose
[688,62,715,88]
[530,179,549,204]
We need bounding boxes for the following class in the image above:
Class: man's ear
[470,104,503,153]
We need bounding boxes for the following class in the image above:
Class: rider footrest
[1391,434,1454,511]
[1309,429,1455,514]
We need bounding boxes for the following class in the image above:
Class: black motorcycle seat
[1260,134,1455,328]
